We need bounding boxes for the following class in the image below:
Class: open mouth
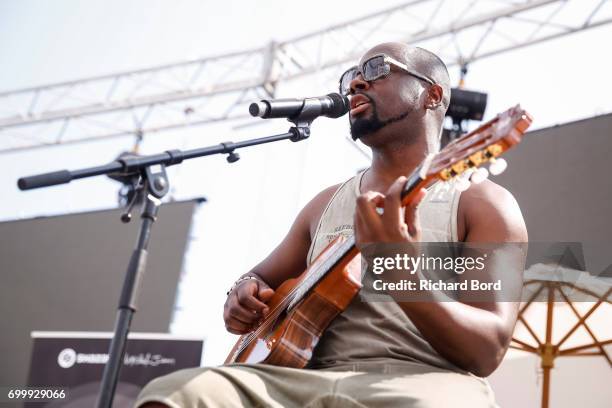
[350,95,372,116]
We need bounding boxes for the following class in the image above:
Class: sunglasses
[339,54,435,96]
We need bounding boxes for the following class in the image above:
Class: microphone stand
[17,113,318,408]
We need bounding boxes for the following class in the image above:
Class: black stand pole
[16,118,317,408]
[96,187,163,408]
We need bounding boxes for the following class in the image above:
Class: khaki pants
[135,361,497,408]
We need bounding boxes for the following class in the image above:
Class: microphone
[249,93,349,120]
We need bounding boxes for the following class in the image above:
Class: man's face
[348,46,425,142]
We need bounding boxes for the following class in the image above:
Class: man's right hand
[223,277,275,335]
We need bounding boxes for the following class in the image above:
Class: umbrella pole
[541,283,556,408]
[541,364,551,408]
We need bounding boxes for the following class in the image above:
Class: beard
[350,99,412,141]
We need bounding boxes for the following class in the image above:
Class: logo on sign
[57,348,77,368]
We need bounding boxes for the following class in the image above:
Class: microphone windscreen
[249,101,269,117]
[326,93,350,118]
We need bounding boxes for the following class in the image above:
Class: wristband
[226,275,260,296]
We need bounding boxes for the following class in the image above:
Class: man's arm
[404,179,526,376]
[354,177,527,377]
[223,184,339,334]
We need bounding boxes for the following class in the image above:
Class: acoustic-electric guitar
[226,105,533,368]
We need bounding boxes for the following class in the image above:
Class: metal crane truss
[1,0,610,153]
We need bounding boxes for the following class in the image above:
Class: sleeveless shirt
[306,170,465,372]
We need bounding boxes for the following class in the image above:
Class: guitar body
[225,236,362,367]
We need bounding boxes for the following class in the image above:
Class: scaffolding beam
[0,0,610,153]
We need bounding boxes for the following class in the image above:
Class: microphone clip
[287,100,321,142]
[119,163,170,223]
[220,142,241,163]
[289,124,311,142]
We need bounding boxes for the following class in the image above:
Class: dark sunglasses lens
[339,68,358,94]
[363,56,387,81]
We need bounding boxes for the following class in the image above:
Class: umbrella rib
[557,289,612,366]
[556,288,611,348]
[519,282,545,315]
[518,315,543,347]
[559,282,612,304]
[510,338,538,353]
[559,339,612,355]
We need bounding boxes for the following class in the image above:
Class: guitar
[225,105,533,368]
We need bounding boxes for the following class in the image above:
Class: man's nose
[349,73,370,94]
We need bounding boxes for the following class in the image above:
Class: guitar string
[233,237,354,357]
[232,236,356,359]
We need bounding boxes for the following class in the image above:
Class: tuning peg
[454,175,471,192]
[470,167,489,184]
[489,158,508,175]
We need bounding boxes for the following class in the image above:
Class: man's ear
[426,84,444,109]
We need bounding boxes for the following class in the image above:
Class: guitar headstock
[401,105,533,204]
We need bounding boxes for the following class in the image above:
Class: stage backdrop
[0,199,202,388]
[495,111,612,275]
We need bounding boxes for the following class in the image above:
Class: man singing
[136,42,527,408]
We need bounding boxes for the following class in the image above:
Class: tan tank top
[306,170,464,371]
